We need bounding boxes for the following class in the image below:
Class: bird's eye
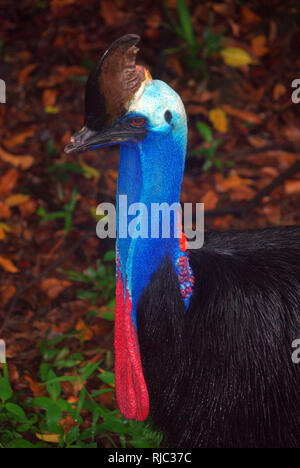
[164,110,172,123]
[130,118,147,127]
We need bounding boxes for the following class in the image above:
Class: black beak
[64,121,147,155]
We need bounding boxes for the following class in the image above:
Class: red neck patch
[114,256,149,421]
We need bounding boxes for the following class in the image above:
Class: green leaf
[7,439,36,448]
[64,212,72,233]
[103,250,115,262]
[57,269,90,283]
[98,371,115,385]
[5,403,27,421]
[79,361,102,381]
[90,388,114,398]
[196,122,213,142]
[0,364,13,402]
[77,290,99,304]
[65,425,80,446]
[203,159,213,171]
[75,388,86,418]
[32,396,61,426]
[46,139,59,158]
[40,362,51,381]
[53,353,84,369]
[81,58,94,71]
[65,188,78,213]
[101,312,115,321]
[45,404,62,429]
[176,0,197,49]
[41,347,60,361]
[47,163,85,176]
[45,370,61,400]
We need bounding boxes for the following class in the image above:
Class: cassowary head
[64,34,186,155]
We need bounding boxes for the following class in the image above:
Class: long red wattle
[114,260,149,421]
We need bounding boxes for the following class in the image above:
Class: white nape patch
[128,80,186,131]
[129,80,146,107]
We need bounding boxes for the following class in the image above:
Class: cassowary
[65,35,300,448]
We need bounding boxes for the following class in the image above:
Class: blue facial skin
[116,79,189,328]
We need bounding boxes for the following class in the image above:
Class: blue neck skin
[117,126,187,328]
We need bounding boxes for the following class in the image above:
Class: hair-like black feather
[137,226,300,448]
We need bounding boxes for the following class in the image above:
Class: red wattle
[114,260,149,421]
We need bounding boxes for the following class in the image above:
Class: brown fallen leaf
[75,318,93,342]
[262,205,281,224]
[0,169,19,197]
[261,166,279,178]
[228,19,240,37]
[241,6,261,25]
[281,125,300,144]
[248,136,268,148]
[222,105,262,124]
[246,151,297,168]
[212,3,229,16]
[33,320,52,332]
[213,214,234,230]
[100,0,130,26]
[18,63,37,85]
[50,0,76,12]
[273,83,286,101]
[3,128,35,149]
[229,185,255,201]
[0,147,34,170]
[37,66,87,87]
[209,108,228,133]
[98,384,114,406]
[214,172,226,192]
[60,415,77,434]
[168,55,183,76]
[24,375,46,398]
[222,171,253,190]
[0,201,11,218]
[40,278,72,299]
[269,19,277,42]
[8,363,19,383]
[202,190,218,210]
[284,180,300,195]
[186,104,208,116]
[42,89,58,107]
[6,343,22,359]
[19,199,37,217]
[5,194,29,207]
[0,256,19,273]
[166,0,176,8]
[251,35,268,57]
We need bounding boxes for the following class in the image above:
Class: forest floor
[0,0,299,448]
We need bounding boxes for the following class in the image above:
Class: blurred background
[0,0,299,448]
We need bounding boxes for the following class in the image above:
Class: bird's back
[137,226,300,447]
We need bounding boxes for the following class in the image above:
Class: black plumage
[137,226,300,448]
